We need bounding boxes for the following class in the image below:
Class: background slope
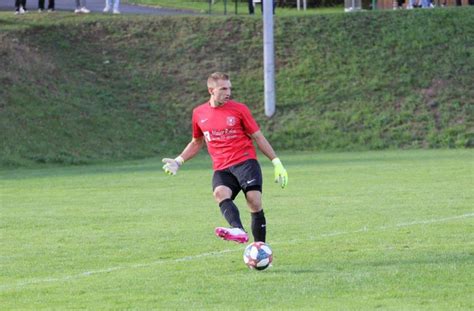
[0,9,473,166]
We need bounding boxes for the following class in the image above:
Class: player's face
[209,79,232,106]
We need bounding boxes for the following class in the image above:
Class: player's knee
[247,202,262,213]
[213,186,232,203]
[245,192,262,212]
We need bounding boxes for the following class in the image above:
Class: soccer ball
[243,242,273,270]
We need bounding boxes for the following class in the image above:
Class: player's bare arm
[162,137,204,175]
[250,130,277,160]
[180,136,205,162]
[251,130,288,188]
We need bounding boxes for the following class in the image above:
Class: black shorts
[212,159,263,200]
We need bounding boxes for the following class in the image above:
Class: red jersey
[192,100,260,171]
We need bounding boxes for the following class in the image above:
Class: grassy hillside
[0,9,473,166]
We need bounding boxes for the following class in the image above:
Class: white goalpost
[263,0,276,117]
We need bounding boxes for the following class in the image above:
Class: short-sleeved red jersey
[192,100,260,171]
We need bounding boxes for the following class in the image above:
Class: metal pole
[263,0,276,117]
[297,0,300,10]
[224,0,227,15]
[209,0,211,14]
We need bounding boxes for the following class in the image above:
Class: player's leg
[230,159,267,242]
[214,185,243,229]
[213,170,248,243]
[245,190,266,242]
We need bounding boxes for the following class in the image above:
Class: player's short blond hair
[207,72,230,88]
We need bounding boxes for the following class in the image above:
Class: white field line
[2,212,473,291]
[302,212,474,241]
[0,249,234,291]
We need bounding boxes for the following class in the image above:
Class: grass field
[1,149,473,309]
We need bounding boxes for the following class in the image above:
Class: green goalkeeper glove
[162,156,184,176]
[272,157,288,189]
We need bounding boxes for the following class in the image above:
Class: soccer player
[162,72,288,244]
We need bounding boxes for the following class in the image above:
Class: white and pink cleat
[215,227,249,244]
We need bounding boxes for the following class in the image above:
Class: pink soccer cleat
[215,227,249,244]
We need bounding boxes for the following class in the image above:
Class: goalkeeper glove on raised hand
[272,157,288,189]
[162,156,184,176]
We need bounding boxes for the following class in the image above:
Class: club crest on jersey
[226,116,237,126]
